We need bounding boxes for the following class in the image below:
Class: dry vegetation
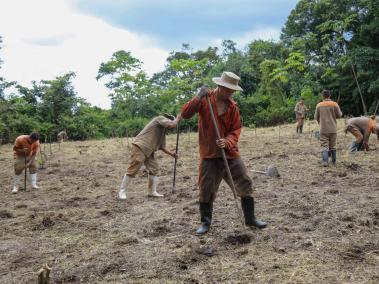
[0,119,378,283]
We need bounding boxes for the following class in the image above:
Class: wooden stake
[24,149,27,191]
[39,145,45,169]
[49,135,52,155]
[172,123,180,193]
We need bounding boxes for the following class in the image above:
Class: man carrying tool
[12,132,40,193]
[345,116,379,152]
[315,90,343,166]
[117,114,180,200]
[294,98,309,134]
[178,71,267,235]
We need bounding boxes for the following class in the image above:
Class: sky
[0,0,298,109]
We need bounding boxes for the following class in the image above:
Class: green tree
[38,72,78,128]
[97,50,155,118]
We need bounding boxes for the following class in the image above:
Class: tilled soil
[0,120,378,283]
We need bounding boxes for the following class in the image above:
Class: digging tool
[252,165,280,178]
[205,94,245,228]
[172,123,180,193]
[23,148,27,191]
[39,145,45,169]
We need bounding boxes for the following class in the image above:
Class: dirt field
[1,119,378,283]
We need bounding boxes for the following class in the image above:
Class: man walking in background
[294,98,309,133]
[57,129,68,143]
[117,114,179,200]
[178,71,267,235]
[12,132,40,193]
[345,116,379,152]
[315,90,343,166]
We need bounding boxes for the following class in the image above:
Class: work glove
[196,85,209,99]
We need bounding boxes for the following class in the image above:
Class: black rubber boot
[321,150,329,167]
[241,197,267,229]
[196,202,212,235]
[331,149,336,164]
[299,125,303,133]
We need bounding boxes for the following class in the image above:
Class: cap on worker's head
[30,132,39,141]
[212,71,243,91]
[322,89,331,98]
[163,113,175,121]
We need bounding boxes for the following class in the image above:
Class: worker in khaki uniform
[117,114,180,200]
[12,132,40,193]
[294,98,309,133]
[345,116,379,152]
[179,71,266,235]
[57,129,67,143]
[315,90,343,166]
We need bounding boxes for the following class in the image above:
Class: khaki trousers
[346,125,363,143]
[296,117,305,127]
[320,133,337,151]
[126,145,159,177]
[14,157,37,175]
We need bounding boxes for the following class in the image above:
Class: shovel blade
[266,166,280,177]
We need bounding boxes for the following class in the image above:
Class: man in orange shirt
[315,90,343,166]
[179,71,266,235]
[12,132,40,193]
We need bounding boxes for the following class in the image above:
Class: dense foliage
[1,0,378,143]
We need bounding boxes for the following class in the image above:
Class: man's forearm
[161,148,174,157]
[14,148,27,155]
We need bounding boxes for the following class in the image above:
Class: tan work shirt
[132,116,172,157]
[315,99,342,133]
[294,102,307,119]
[13,135,40,158]
[347,116,377,143]
[348,117,375,133]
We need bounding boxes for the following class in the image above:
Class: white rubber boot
[12,175,21,193]
[30,173,40,189]
[147,175,163,197]
[118,174,131,200]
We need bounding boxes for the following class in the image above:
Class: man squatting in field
[117,114,180,200]
[12,132,40,193]
[178,71,267,235]
[345,116,379,152]
[294,98,309,134]
[315,90,343,166]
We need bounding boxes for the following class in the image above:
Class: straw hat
[212,71,243,91]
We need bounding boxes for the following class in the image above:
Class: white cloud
[211,27,281,50]
[233,27,281,48]
[0,0,169,109]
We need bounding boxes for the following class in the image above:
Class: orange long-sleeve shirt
[181,89,242,159]
[13,135,40,158]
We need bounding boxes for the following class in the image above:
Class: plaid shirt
[181,89,242,159]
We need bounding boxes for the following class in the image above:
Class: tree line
[1,0,378,143]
